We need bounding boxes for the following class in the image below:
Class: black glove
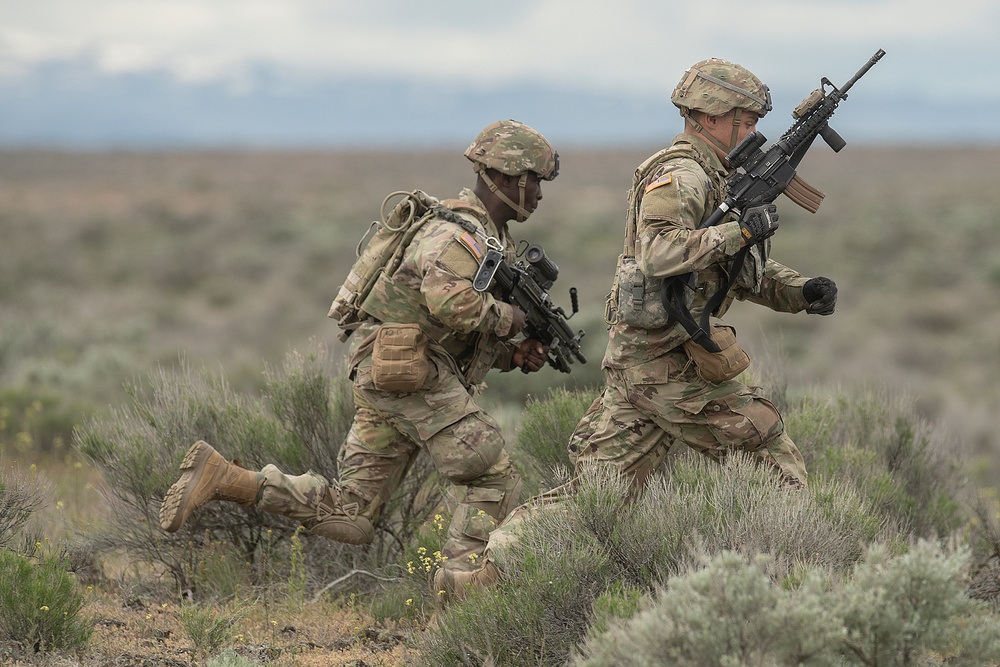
[738,204,779,245]
[803,276,837,315]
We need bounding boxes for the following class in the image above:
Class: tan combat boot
[159,440,264,532]
[432,560,501,607]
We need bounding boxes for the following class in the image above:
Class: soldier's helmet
[671,58,772,118]
[464,119,559,180]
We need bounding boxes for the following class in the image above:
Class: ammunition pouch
[605,254,674,329]
[681,324,750,383]
[371,323,429,393]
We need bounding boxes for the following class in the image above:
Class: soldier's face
[735,111,760,144]
[707,109,758,146]
[520,172,544,216]
[498,171,543,222]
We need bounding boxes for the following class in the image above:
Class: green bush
[73,341,442,596]
[513,386,598,494]
[418,454,895,667]
[206,649,266,667]
[573,542,1000,667]
[0,464,49,550]
[790,388,964,538]
[0,548,92,653]
[179,602,247,662]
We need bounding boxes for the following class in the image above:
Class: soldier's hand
[803,276,837,315]
[738,204,779,245]
[507,305,527,338]
[514,339,548,373]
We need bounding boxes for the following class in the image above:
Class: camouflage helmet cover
[464,119,559,180]
[671,58,772,118]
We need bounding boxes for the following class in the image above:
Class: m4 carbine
[473,243,587,374]
[664,49,886,352]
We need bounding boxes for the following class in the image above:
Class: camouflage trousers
[256,354,522,573]
[567,350,807,490]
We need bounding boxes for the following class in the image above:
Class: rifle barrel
[839,49,886,95]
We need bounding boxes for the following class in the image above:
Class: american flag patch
[645,173,673,194]
[459,232,484,259]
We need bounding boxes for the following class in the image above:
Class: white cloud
[0,0,996,101]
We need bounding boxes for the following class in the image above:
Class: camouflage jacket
[605,133,811,369]
[357,188,520,385]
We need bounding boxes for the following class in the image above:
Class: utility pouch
[371,323,429,393]
[605,254,672,329]
[681,324,750,383]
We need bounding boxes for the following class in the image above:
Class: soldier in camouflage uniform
[435,59,840,602]
[565,58,838,490]
[159,119,559,584]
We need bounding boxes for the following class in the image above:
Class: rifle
[664,49,886,352]
[472,244,587,373]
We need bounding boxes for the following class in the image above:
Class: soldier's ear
[495,172,514,187]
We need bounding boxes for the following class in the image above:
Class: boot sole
[159,440,214,532]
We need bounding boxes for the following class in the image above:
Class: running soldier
[159,120,559,584]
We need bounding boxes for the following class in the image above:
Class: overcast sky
[0,0,996,146]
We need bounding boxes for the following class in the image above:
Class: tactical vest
[343,195,512,386]
[357,200,494,348]
[605,140,728,329]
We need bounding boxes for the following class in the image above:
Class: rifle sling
[660,246,749,354]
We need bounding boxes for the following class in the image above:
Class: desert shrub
[73,341,443,596]
[572,542,1000,667]
[963,487,1000,607]
[789,387,964,538]
[263,344,353,478]
[513,386,598,495]
[418,455,893,666]
[0,464,49,550]
[179,602,247,663]
[0,548,93,653]
[207,649,265,667]
[832,540,1000,666]
[573,552,836,667]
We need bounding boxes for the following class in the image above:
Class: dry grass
[3,144,1000,663]
[54,592,415,666]
[2,146,995,413]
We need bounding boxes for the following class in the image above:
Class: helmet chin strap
[683,108,744,156]
[477,166,531,222]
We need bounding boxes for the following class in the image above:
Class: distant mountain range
[0,62,960,149]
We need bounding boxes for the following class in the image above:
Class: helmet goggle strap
[476,165,532,222]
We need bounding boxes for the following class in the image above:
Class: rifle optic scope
[525,244,559,287]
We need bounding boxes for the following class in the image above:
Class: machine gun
[473,243,587,374]
[664,49,886,352]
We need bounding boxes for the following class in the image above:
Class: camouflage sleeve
[735,258,811,313]
[636,160,743,280]
[418,232,517,337]
[492,341,517,372]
